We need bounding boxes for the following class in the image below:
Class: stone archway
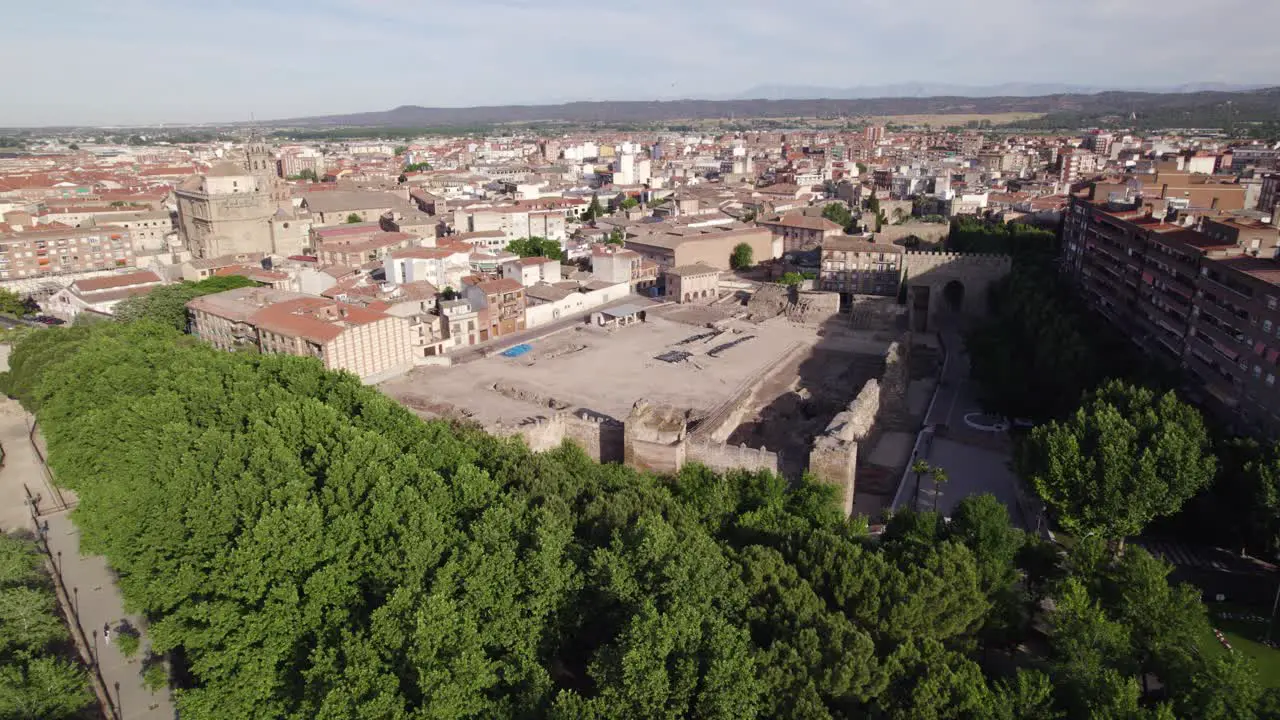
[942,279,965,313]
[902,252,1012,331]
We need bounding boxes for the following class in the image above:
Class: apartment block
[188,287,413,382]
[819,237,904,297]
[1063,194,1280,436]
[462,277,526,339]
[0,226,136,279]
[757,213,845,253]
[590,244,659,292]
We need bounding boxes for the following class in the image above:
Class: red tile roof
[71,270,162,293]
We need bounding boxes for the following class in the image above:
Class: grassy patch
[1201,604,1280,688]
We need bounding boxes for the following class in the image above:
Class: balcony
[1201,273,1253,301]
[1185,349,1241,400]
[1194,317,1244,351]
[1197,298,1248,332]
[1142,303,1189,337]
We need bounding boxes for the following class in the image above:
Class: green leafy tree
[821,202,853,231]
[288,168,318,182]
[948,494,1023,594]
[991,669,1063,720]
[506,236,564,261]
[930,466,949,515]
[345,213,363,224]
[778,272,805,287]
[67,143,79,151]
[605,229,625,246]
[0,535,93,720]
[1020,381,1216,547]
[1177,651,1265,720]
[911,458,931,507]
[584,193,604,222]
[619,197,640,210]
[730,242,753,270]
[114,275,259,331]
[0,657,94,720]
[0,289,34,318]
[404,162,432,172]
[0,321,1262,720]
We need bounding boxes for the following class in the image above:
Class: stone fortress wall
[493,332,913,517]
[807,334,910,516]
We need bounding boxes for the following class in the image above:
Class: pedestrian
[103,622,111,645]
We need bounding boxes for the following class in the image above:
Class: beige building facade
[665,263,721,303]
[188,286,414,382]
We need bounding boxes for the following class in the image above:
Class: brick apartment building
[188,287,413,382]
[1063,194,1280,435]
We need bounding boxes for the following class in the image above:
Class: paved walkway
[0,347,175,720]
[893,328,1043,532]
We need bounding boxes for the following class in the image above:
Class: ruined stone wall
[825,379,880,443]
[879,334,911,421]
[564,413,625,463]
[809,436,858,517]
[786,290,842,325]
[807,334,913,517]
[686,440,783,476]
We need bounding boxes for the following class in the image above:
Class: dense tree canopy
[113,275,260,331]
[506,236,565,261]
[947,217,1057,266]
[0,534,94,720]
[1020,381,1216,544]
[0,289,35,319]
[820,203,854,233]
[730,243,753,270]
[4,323,1271,719]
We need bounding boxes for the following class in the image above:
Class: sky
[5,0,1280,127]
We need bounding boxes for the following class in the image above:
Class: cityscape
[4,4,1280,718]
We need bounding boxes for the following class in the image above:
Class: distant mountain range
[731,82,1271,100]
[271,86,1280,129]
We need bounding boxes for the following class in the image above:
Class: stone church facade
[176,137,310,259]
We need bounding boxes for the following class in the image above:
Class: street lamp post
[114,681,121,718]
[56,550,62,579]
[92,629,98,668]
[73,586,79,621]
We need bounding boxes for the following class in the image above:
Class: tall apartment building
[819,237,904,297]
[1063,194,1280,435]
[1257,173,1280,215]
[187,287,413,382]
[1059,149,1100,185]
[0,226,136,279]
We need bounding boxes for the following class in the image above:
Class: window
[1269,295,1278,310]
[1255,365,1264,380]
[1268,374,1276,388]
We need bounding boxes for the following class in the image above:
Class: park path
[0,345,175,720]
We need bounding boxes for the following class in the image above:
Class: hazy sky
[5,0,1279,127]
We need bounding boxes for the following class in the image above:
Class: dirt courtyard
[380,315,823,426]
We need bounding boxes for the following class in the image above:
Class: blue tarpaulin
[501,344,533,358]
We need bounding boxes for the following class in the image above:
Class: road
[0,345,175,720]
